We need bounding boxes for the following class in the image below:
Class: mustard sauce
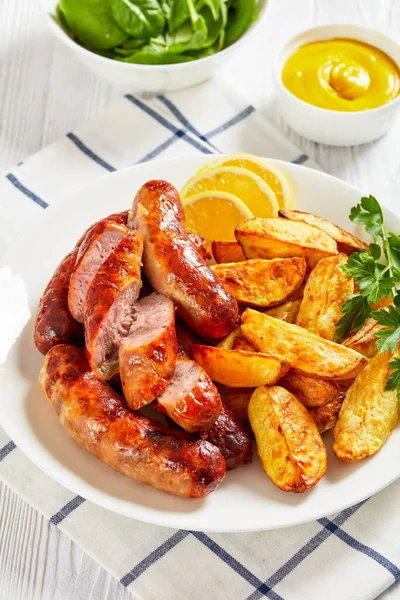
[281,38,400,111]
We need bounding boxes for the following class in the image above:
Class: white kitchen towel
[1,79,399,600]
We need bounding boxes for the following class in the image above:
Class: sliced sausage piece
[155,359,222,433]
[75,210,129,247]
[39,345,226,498]
[129,180,239,342]
[188,233,212,261]
[85,230,144,379]
[119,293,177,410]
[69,221,130,323]
[34,248,83,355]
[201,404,253,470]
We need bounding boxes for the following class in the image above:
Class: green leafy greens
[56,0,258,64]
[335,195,400,397]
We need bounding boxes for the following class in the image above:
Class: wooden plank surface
[1,0,399,597]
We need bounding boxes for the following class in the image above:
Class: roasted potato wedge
[217,385,254,420]
[235,218,338,268]
[216,326,243,350]
[333,350,398,462]
[248,386,327,492]
[211,258,306,308]
[233,337,256,352]
[280,370,341,408]
[263,299,301,323]
[191,344,289,387]
[309,393,345,434]
[296,254,354,341]
[343,318,383,358]
[278,209,368,255]
[241,309,368,380]
[212,240,246,264]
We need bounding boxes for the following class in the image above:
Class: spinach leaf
[59,0,130,49]
[114,40,147,54]
[111,0,166,38]
[169,0,201,33]
[159,0,173,19]
[225,0,256,44]
[195,0,222,20]
[117,40,194,62]
[121,37,148,48]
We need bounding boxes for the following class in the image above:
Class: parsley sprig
[334,195,400,396]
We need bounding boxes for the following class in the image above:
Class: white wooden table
[1,0,400,598]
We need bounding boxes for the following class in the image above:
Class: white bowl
[40,0,269,93]
[275,24,400,146]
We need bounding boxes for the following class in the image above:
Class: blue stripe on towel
[205,106,255,139]
[292,154,309,165]
[120,530,190,587]
[66,133,116,172]
[6,174,48,208]
[0,441,16,462]
[50,495,86,526]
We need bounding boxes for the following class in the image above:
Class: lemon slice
[197,154,292,210]
[181,167,279,218]
[183,191,253,243]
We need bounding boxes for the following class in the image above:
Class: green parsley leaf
[349,195,383,238]
[371,305,400,353]
[385,357,400,399]
[334,295,370,342]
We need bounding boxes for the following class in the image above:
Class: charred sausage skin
[34,248,83,355]
[39,345,226,498]
[201,405,252,470]
[129,180,239,342]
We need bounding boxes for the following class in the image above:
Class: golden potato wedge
[278,209,368,255]
[280,370,341,408]
[241,309,367,380]
[263,299,301,323]
[216,326,243,350]
[233,337,256,352]
[212,240,246,264]
[211,258,306,308]
[191,344,289,387]
[217,385,254,420]
[296,254,354,341]
[343,318,383,358]
[235,218,338,268]
[248,386,327,492]
[333,350,398,462]
[309,393,345,434]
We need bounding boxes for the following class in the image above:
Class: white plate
[1,156,399,533]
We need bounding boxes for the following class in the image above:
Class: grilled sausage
[188,233,212,261]
[75,210,129,247]
[85,230,144,379]
[155,359,222,432]
[34,248,83,355]
[119,293,177,410]
[39,345,226,498]
[69,221,130,323]
[129,180,238,342]
[201,404,252,470]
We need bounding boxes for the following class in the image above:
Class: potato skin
[280,371,341,408]
[217,326,243,350]
[235,217,338,268]
[216,385,254,420]
[248,386,327,492]
[211,258,306,308]
[343,318,383,358]
[309,393,345,434]
[241,309,367,380]
[233,337,256,352]
[278,210,368,255]
[212,241,246,264]
[191,344,289,387]
[333,351,398,462]
[296,254,354,341]
[263,299,301,324]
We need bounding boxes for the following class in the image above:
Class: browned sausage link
[85,230,144,379]
[201,404,252,470]
[119,293,177,410]
[34,248,83,355]
[75,210,129,248]
[39,345,226,498]
[155,358,222,432]
[188,233,212,261]
[129,181,239,342]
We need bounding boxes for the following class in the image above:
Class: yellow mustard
[281,38,400,111]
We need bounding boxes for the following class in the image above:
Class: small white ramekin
[40,0,269,93]
[275,24,400,146]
